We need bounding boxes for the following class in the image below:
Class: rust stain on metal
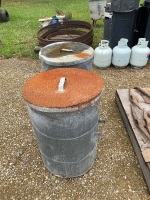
[75,52,90,58]
[45,44,89,58]
[22,68,104,108]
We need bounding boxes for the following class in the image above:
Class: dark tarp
[109,10,137,48]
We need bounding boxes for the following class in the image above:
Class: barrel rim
[24,93,103,113]
[39,41,94,66]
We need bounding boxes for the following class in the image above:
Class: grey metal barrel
[39,42,94,71]
[22,68,104,178]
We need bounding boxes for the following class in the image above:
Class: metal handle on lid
[60,48,74,52]
[58,77,66,92]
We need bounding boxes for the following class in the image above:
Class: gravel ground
[0,57,150,200]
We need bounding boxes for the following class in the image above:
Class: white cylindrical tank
[112,38,131,68]
[93,40,112,69]
[130,38,150,69]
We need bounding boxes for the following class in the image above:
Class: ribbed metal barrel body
[26,96,100,178]
[22,68,104,178]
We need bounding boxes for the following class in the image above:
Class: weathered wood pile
[130,88,150,162]
[116,87,150,193]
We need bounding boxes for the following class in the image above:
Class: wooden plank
[115,89,150,194]
[142,149,150,162]
[117,89,150,160]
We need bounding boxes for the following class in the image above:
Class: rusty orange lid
[22,68,104,108]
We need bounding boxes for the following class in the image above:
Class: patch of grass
[0,0,96,58]
[0,0,145,58]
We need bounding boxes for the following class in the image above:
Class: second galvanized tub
[22,68,104,178]
[39,42,94,71]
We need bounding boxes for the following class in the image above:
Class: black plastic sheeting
[145,14,150,47]
[111,0,140,12]
[133,3,150,47]
[109,10,137,48]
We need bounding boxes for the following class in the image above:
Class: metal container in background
[130,38,150,69]
[111,0,140,12]
[112,38,131,68]
[88,0,107,25]
[93,40,112,69]
[109,10,137,49]
[39,42,94,71]
[22,68,104,178]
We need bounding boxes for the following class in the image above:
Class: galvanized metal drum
[22,68,104,178]
[39,42,94,71]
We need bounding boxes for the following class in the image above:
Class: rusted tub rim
[37,20,93,45]
[24,90,104,113]
[39,41,94,66]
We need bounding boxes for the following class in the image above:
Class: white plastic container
[130,38,150,69]
[112,38,131,68]
[88,0,107,25]
[93,40,112,69]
